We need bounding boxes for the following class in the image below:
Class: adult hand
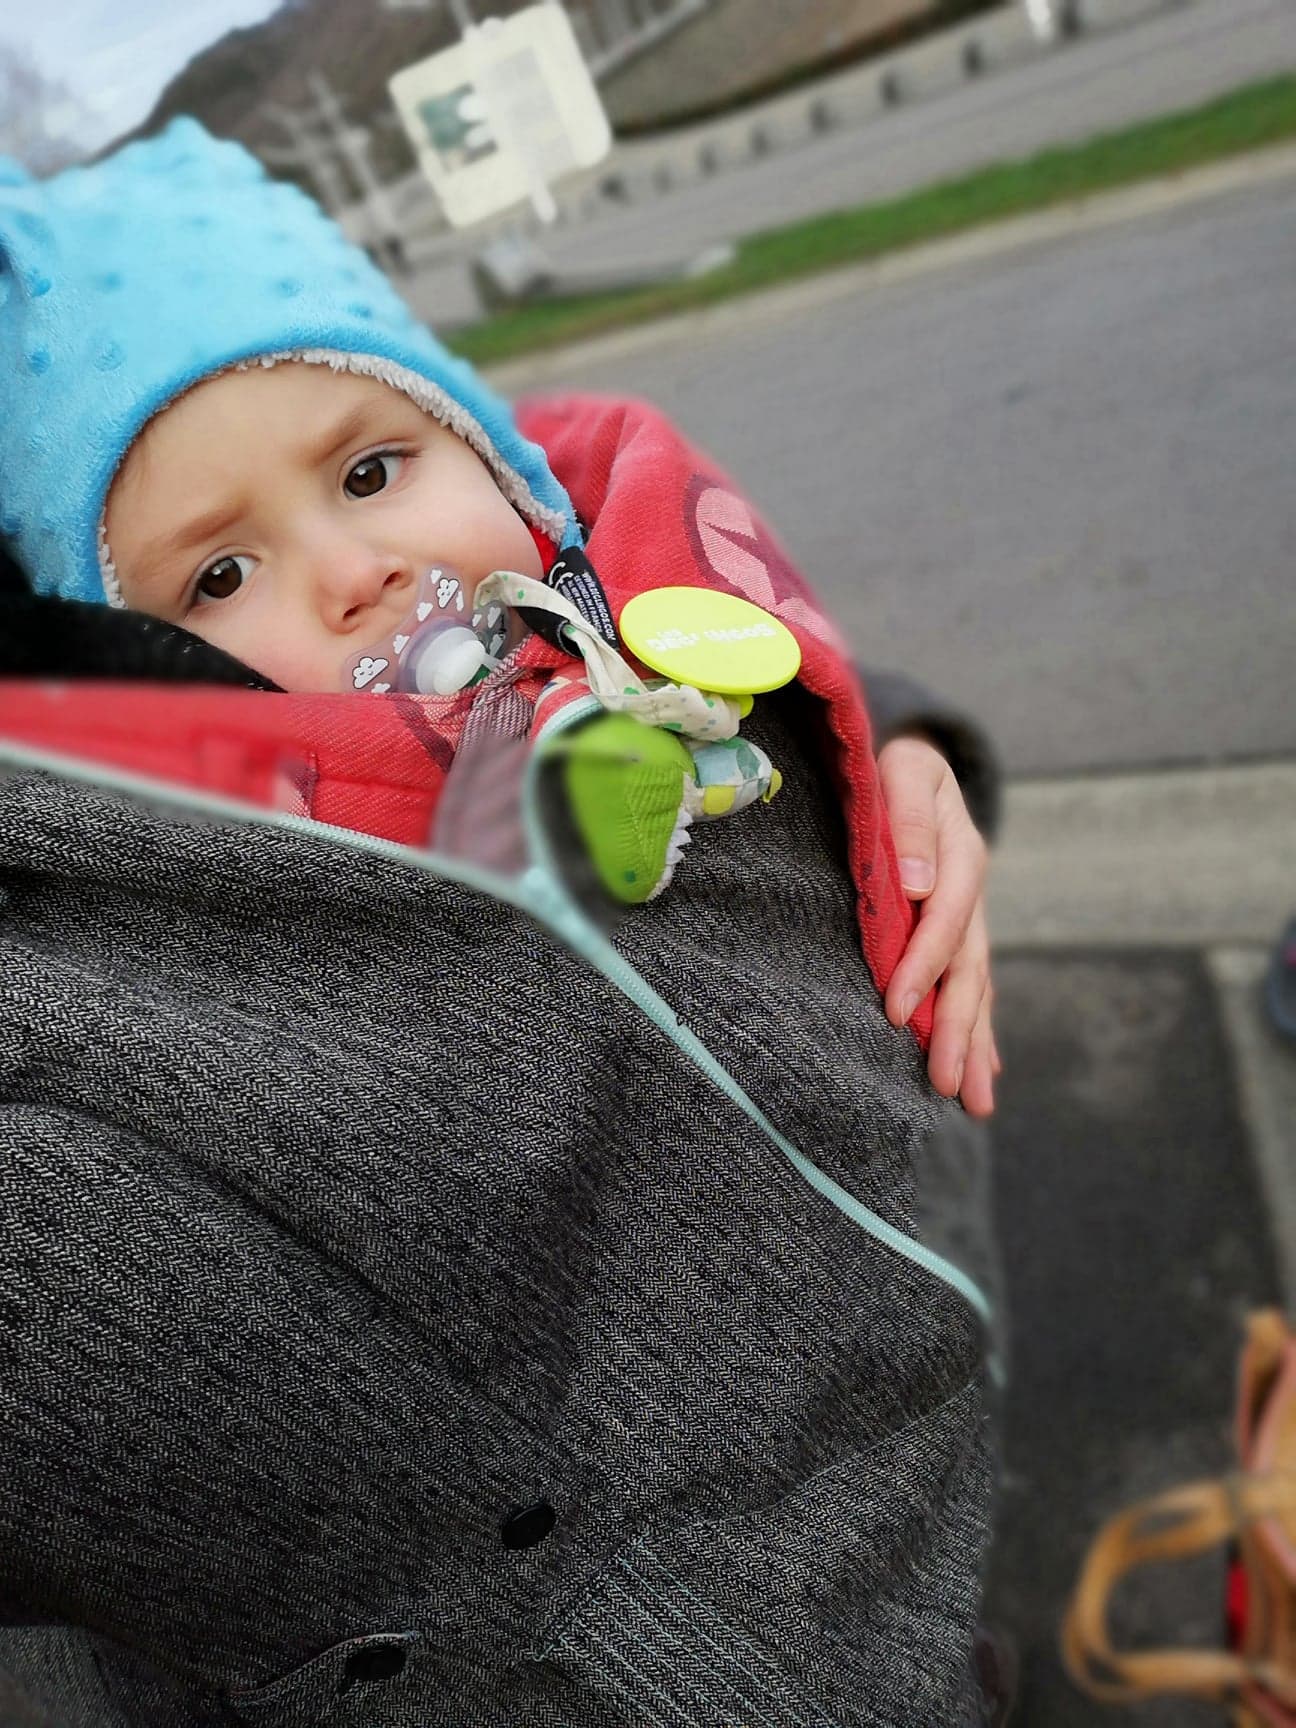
[877,736,1000,1117]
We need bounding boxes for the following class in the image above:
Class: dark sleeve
[860,665,1002,843]
[0,589,277,699]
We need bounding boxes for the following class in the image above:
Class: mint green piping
[0,731,992,1330]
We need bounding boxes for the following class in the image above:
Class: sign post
[388,0,612,230]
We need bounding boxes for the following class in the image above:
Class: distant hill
[131,0,537,184]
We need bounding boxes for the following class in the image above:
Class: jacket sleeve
[860,665,1001,843]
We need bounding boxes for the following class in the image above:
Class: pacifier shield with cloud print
[342,564,521,697]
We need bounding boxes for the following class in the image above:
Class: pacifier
[342,564,521,697]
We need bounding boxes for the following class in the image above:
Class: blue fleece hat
[0,119,579,604]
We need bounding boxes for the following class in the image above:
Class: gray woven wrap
[0,691,993,1726]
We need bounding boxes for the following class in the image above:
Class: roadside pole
[305,71,408,267]
[261,79,408,271]
[449,1,561,225]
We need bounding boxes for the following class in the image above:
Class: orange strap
[1062,1473,1296,1705]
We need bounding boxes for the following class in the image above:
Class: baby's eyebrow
[302,402,380,468]
[146,499,249,576]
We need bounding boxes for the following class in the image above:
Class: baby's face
[105,361,544,692]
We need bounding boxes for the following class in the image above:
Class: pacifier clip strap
[476,571,746,744]
[525,547,618,653]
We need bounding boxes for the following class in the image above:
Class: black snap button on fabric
[501,1500,557,1549]
[339,1642,408,1693]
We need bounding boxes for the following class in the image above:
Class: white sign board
[389,0,612,229]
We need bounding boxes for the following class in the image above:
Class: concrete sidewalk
[992,758,1295,951]
[992,757,1296,1293]
[982,757,1294,1722]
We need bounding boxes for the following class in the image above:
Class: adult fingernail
[900,857,935,894]
[954,1060,965,1095]
[899,991,919,1024]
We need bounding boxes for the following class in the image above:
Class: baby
[0,118,994,1101]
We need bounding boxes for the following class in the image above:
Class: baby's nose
[319,550,413,628]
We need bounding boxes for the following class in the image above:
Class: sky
[5,0,287,151]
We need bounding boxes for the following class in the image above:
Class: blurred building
[565,0,943,128]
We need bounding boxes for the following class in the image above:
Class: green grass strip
[455,72,1296,366]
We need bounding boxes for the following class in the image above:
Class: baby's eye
[194,553,254,603]
[344,452,403,498]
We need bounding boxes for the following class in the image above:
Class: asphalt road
[502,167,1296,778]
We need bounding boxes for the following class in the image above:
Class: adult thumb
[887,789,939,898]
[896,841,937,898]
[878,737,942,900]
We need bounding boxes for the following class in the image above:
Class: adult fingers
[925,906,991,1101]
[886,812,986,1029]
[957,984,997,1118]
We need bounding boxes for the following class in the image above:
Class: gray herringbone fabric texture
[0,690,993,1726]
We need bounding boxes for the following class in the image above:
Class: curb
[1209,947,1296,1305]
[352,0,1203,260]
[989,759,1296,950]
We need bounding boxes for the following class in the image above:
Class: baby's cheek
[186,606,328,693]
[431,485,545,584]
[247,633,345,693]
[473,509,545,583]
[113,567,168,619]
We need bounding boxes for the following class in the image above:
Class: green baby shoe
[559,711,696,905]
